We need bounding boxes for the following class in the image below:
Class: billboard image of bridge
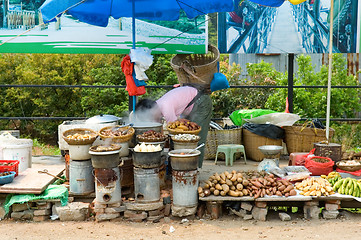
[218,0,360,54]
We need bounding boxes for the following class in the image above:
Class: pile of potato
[198,170,249,198]
[198,170,296,199]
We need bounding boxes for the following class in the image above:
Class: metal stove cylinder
[172,170,199,207]
[69,159,94,195]
[94,167,122,204]
[134,167,160,203]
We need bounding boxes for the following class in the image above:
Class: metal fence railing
[0,84,360,122]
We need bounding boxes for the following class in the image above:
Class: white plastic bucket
[68,144,92,160]
[0,139,33,172]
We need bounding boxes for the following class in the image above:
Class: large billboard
[218,0,360,54]
[0,1,208,54]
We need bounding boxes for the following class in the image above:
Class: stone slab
[123,201,163,211]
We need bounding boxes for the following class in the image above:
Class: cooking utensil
[187,143,205,154]
[111,123,133,134]
[38,169,64,181]
[121,123,134,135]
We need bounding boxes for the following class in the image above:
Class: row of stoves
[67,147,199,209]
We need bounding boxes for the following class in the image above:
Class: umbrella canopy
[40,0,234,26]
[247,0,306,7]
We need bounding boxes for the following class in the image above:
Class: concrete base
[171,205,197,217]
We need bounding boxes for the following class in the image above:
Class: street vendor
[134,83,212,168]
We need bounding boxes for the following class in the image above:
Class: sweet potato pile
[198,170,296,199]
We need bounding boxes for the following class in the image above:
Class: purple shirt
[156,86,198,122]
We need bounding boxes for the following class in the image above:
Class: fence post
[287,53,294,113]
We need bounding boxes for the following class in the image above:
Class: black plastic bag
[242,123,285,139]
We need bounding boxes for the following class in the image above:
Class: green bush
[211,56,285,118]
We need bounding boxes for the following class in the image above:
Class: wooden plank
[0,164,64,194]
[200,195,312,202]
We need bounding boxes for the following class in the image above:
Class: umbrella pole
[132,0,136,111]
[326,0,334,142]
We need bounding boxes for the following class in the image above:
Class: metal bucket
[134,167,160,203]
[168,149,200,171]
[89,149,121,168]
[94,167,122,204]
[69,159,94,195]
[172,170,199,207]
[131,149,163,169]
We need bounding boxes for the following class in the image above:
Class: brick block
[322,210,339,219]
[33,215,49,222]
[303,206,320,219]
[326,200,341,205]
[279,212,291,221]
[206,201,222,220]
[0,207,6,219]
[93,207,105,214]
[164,204,171,217]
[124,211,147,222]
[148,209,162,217]
[252,207,267,221]
[325,203,340,211]
[147,214,164,223]
[34,209,51,216]
[11,210,34,220]
[104,206,126,214]
[56,202,90,221]
[94,202,107,209]
[304,201,319,206]
[96,213,120,222]
[107,202,121,208]
[243,214,253,220]
[241,202,253,211]
[12,203,32,212]
[255,201,267,208]
[36,202,52,210]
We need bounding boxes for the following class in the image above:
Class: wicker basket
[62,128,98,145]
[284,126,335,154]
[242,128,282,162]
[167,127,201,135]
[204,128,242,160]
[99,125,135,143]
[336,161,361,172]
[171,44,219,86]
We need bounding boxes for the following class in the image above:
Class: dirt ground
[2,156,358,239]
[1,210,361,240]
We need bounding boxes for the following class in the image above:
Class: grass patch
[32,139,61,156]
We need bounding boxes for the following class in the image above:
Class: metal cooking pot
[131,149,163,169]
[86,114,123,124]
[130,122,163,147]
[168,149,200,171]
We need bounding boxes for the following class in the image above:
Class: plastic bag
[210,73,229,92]
[230,109,277,126]
[242,123,285,139]
[246,112,300,127]
[129,48,153,81]
[305,155,334,176]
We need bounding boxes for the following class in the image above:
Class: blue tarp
[40,0,235,27]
